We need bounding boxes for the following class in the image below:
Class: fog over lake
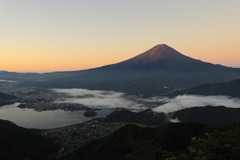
[153,95,240,113]
[1,88,240,129]
[53,88,240,113]
[0,79,17,83]
[53,88,144,110]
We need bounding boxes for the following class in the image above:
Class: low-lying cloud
[52,89,240,113]
[53,88,143,110]
[0,80,17,83]
[153,95,240,113]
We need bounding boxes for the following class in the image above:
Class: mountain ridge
[127,44,194,61]
[168,78,240,98]
[0,119,60,160]
[99,44,222,70]
[2,44,240,95]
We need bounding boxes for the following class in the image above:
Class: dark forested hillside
[0,119,60,160]
[0,92,17,106]
[103,106,240,127]
[104,109,168,126]
[0,92,16,100]
[62,121,240,160]
[172,105,240,126]
[62,123,209,160]
[168,79,240,98]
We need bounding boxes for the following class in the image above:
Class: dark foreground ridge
[1,105,240,159]
[61,122,208,160]
[62,121,240,160]
[0,119,60,160]
[0,92,18,106]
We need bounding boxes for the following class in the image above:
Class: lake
[0,103,113,129]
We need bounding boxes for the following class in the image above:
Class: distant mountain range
[104,106,240,127]
[168,78,240,98]
[0,70,8,73]
[1,44,240,95]
[171,105,240,126]
[0,71,38,79]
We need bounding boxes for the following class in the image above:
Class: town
[0,82,91,111]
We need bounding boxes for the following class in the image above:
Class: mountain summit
[132,44,190,61]
[102,44,208,70]
[6,44,240,95]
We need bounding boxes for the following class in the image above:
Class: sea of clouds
[153,95,240,113]
[53,88,144,110]
[53,88,240,113]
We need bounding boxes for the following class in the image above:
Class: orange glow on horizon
[1,1,239,72]
[1,44,240,73]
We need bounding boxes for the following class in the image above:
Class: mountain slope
[100,44,217,70]
[62,123,209,160]
[0,92,16,100]
[62,121,240,160]
[0,71,39,80]
[0,119,60,160]
[0,92,17,106]
[103,106,240,127]
[7,44,240,95]
[172,106,240,126]
[168,79,240,97]
[104,109,168,126]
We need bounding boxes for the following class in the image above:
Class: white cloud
[140,96,169,103]
[153,95,240,113]
[0,80,17,83]
[169,118,181,123]
[53,88,143,110]
[52,89,240,114]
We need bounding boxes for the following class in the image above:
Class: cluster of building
[0,83,128,159]
[41,119,126,158]
[0,85,89,111]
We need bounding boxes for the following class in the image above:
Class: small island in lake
[83,111,97,117]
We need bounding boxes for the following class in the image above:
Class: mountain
[168,78,240,98]
[103,106,240,127]
[0,92,17,106]
[6,44,240,95]
[0,70,8,73]
[0,71,39,80]
[62,121,240,160]
[104,109,168,126]
[0,92,16,100]
[62,122,209,160]
[0,119,60,160]
[172,105,240,126]
[100,44,216,70]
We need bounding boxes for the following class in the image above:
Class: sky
[1,0,240,72]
